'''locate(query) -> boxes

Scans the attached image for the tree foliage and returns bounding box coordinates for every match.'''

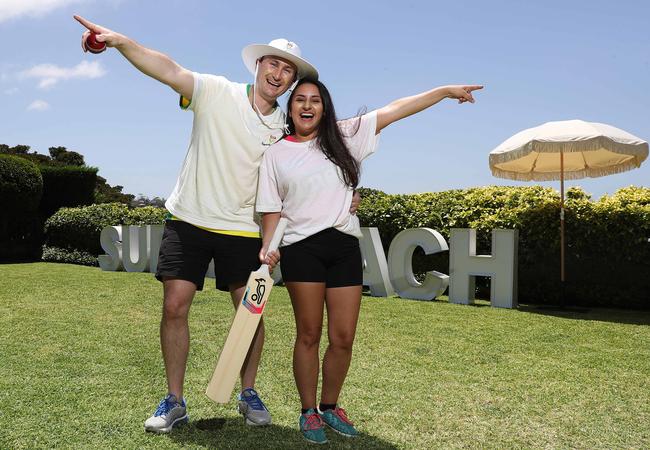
[1,143,135,205]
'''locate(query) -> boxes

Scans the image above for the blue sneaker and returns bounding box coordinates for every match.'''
[320,406,358,437]
[144,394,188,433]
[237,388,272,425]
[299,409,327,444]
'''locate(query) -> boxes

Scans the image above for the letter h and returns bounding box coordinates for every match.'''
[448,229,518,308]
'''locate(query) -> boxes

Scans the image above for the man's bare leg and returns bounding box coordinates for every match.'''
[161,277,196,400]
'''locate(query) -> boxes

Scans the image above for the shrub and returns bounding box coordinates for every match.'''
[0,154,43,211]
[43,203,167,265]
[0,155,43,260]
[39,165,98,218]
[41,246,98,266]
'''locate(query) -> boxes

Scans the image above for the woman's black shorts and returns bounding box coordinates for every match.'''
[280,228,362,287]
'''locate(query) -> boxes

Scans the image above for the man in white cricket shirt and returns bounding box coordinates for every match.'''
[74,15,318,433]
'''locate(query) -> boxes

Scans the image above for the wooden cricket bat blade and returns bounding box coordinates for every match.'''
[205,218,288,403]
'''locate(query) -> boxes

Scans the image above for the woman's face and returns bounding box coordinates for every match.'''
[289,82,324,140]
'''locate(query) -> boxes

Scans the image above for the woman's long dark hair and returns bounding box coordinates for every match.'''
[286,78,361,188]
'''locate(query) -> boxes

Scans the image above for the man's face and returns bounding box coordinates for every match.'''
[255,56,297,101]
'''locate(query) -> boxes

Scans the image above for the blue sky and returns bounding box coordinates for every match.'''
[1,0,648,200]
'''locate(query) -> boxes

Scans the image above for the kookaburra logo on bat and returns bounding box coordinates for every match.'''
[251,278,266,305]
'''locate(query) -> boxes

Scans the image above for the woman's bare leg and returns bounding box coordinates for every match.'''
[286,281,326,410]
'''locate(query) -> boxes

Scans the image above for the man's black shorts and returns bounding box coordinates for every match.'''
[280,228,362,287]
[155,220,262,292]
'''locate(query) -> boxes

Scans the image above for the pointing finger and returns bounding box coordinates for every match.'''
[74,15,99,33]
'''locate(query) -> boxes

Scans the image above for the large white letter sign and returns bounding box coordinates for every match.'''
[387,228,449,301]
[147,225,164,273]
[270,264,283,284]
[449,228,518,308]
[359,227,394,297]
[205,259,216,279]
[98,226,123,271]
[122,225,149,272]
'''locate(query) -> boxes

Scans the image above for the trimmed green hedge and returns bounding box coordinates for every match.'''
[41,246,98,267]
[41,186,649,308]
[357,185,650,309]
[43,203,167,265]
[39,165,98,218]
[0,155,43,260]
[0,154,43,211]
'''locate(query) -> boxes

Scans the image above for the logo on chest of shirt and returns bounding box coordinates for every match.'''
[262,135,281,146]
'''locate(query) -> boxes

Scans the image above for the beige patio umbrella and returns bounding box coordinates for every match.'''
[489,119,648,299]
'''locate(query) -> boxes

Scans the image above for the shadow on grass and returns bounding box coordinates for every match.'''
[519,304,650,325]
[168,417,398,449]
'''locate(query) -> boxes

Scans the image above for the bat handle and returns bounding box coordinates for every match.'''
[266,218,288,254]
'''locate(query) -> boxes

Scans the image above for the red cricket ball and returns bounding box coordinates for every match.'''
[84,32,106,54]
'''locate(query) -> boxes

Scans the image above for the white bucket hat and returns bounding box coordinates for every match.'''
[242,38,318,80]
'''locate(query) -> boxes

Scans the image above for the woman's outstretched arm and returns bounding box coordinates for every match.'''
[375,85,483,133]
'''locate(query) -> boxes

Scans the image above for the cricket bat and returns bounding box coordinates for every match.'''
[205,218,288,403]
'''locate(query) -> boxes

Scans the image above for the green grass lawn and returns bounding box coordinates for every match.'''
[1,263,649,449]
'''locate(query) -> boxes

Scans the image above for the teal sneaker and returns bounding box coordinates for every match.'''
[299,409,327,444]
[320,406,358,437]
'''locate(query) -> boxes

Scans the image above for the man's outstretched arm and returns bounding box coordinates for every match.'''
[74,15,194,100]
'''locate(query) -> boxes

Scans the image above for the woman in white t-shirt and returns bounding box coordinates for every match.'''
[256,78,482,443]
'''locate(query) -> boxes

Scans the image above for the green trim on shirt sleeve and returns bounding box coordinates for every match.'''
[179,95,191,110]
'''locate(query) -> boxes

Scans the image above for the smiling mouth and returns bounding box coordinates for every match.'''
[267,79,281,88]
[299,113,314,119]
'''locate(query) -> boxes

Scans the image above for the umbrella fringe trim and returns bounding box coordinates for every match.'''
[489,137,649,167]
[490,159,643,181]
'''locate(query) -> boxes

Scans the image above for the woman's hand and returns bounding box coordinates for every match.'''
[445,85,484,104]
[259,248,280,270]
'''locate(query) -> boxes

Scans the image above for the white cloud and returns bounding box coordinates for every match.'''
[27,100,51,111]
[4,88,19,95]
[20,61,107,89]
[0,0,90,23]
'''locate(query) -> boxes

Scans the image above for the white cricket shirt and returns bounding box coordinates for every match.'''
[256,111,379,246]
[165,73,286,232]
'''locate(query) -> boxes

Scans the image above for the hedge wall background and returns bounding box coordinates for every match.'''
[0,155,43,260]
[38,165,98,218]
[40,186,649,308]
[356,185,650,308]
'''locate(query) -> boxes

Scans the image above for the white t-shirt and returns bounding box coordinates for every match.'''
[165,73,286,232]
[256,111,380,246]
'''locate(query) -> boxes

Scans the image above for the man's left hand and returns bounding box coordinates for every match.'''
[350,191,362,214]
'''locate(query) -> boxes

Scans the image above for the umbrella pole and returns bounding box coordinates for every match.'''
[560,150,564,306]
